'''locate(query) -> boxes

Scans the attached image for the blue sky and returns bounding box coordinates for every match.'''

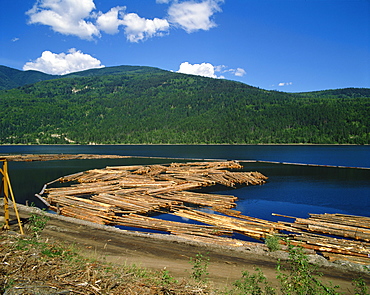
[1,0,369,92]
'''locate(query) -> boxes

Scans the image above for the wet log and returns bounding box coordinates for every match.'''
[47,195,114,213]
[172,232,265,248]
[309,213,370,230]
[322,253,370,265]
[60,207,113,225]
[113,214,232,236]
[273,213,370,241]
[285,239,369,258]
[154,191,237,208]
[290,233,369,255]
[173,209,278,240]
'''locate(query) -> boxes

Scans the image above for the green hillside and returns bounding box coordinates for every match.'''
[0,65,369,144]
[0,66,56,90]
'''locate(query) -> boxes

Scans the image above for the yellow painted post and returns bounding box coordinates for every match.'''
[0,159,24,234]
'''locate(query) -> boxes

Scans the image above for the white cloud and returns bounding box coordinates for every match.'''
[177,62,218,78]
[234,68,246,77]
[215,65,246,77]
[278,82,293,87]
[122,13,170,42]
[97,6,169,42]
[26,0,223,42]
[96,6,126,34]
[11,37,19,42]
[27,0,99,40]
[23,48,104,75]
[168,0,223,33]
[178,62,246,79]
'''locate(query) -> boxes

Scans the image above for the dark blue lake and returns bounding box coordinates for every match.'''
[1,145,369,220]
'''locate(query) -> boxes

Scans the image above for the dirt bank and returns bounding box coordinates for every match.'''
[3,204,370,292]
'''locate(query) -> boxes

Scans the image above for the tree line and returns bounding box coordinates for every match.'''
[0,67,369,144]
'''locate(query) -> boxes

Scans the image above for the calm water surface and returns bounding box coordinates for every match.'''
[1,145,369,220]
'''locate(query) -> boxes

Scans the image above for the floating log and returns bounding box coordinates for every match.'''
[309,213,370,230]
[2,154,129,162]
[155,191,237,209]
[113,214,233,237]
[273,213,370,242]
[173,208,278,240]
[41,160,267,228]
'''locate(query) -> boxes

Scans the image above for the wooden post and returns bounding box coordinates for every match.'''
[0,159,24,234]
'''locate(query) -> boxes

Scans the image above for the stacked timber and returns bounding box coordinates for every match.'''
[48,195,116,225]
[91,193,180,214]
[273,213,370,265]
[43,161,268,216]
[173,208,281,240]
[113,214,232,237]
[39,160,370,266]
[276,213,370,242]
[153,191,238,209]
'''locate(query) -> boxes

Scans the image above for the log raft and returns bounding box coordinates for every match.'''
[2,154,130,162]
[39,160,370,265]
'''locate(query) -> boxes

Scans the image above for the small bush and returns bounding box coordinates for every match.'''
[28,212,49,238]
[265,234,281,252]
[189,252,210,283]
[276,242,340,295]
[232,268,275,295]
[352,277,369,295]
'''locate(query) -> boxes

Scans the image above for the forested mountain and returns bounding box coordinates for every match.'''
[0,66,56,90]
[0,65,369,144]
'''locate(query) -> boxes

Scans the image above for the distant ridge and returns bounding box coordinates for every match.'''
[298,87,370,98]
[0,65,369,144]
[0,66,56,90]
[0,65,167,90]
[64,65,166,78]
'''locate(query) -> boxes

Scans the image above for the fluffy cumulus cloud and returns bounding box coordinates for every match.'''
[26,0,223,41]
[121,13,170,42]
[177,62,218,78]
[23,48,104,75]
[234,68,246,77]
[96,6,169,42]
[27,0,100,40]
[96,6,126,35]
[168,0,223,33]
[177,62,246,79]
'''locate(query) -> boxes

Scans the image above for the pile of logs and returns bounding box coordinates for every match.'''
[274,213,370,265]
[39,160,370,265]
[43,161,267,217]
